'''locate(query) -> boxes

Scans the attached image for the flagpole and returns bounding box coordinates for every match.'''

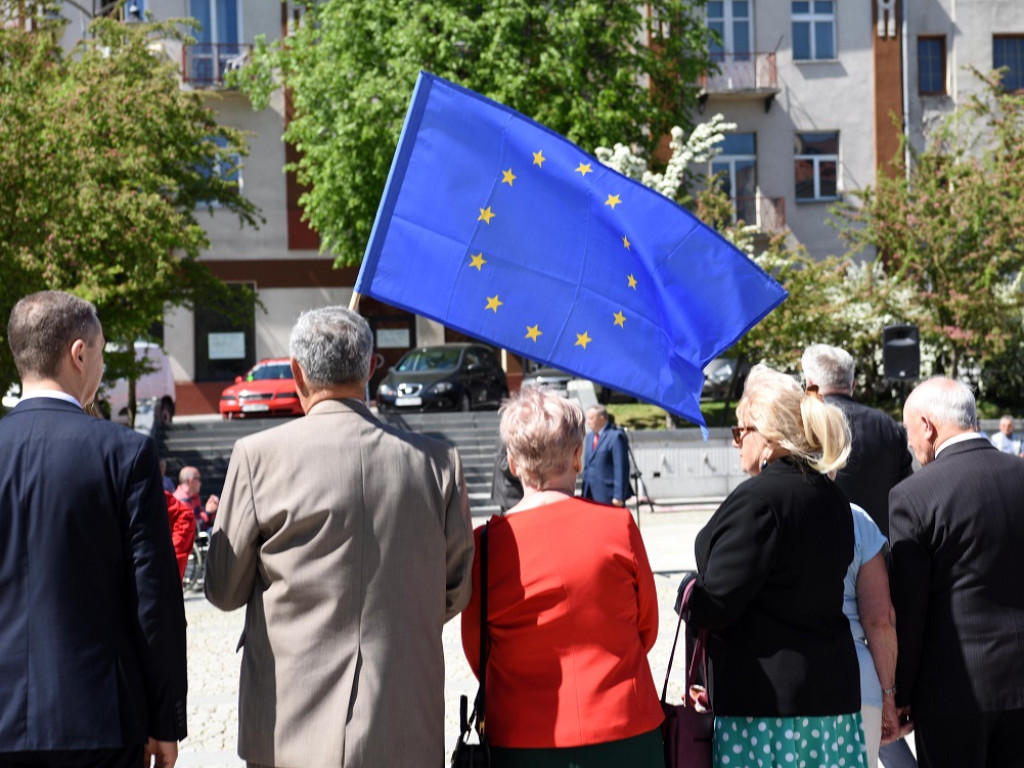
[349,291,362,312]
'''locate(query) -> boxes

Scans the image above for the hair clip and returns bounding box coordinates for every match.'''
[805,384,823,401]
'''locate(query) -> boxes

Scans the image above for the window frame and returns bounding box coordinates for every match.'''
[791,0,836,62]
[793,131,839,203]
[711,133,758,225]
[707,0,753,61]
[917,35,947,95]
[993,35,1024,93]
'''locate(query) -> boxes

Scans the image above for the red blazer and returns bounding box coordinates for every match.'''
[461,498,663,748]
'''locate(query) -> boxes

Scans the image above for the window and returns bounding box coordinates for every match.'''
[711,133,757,224]
[198,136,242,205]
[707,0,752,61]
[792,0,835,61]
[993,36,1024,92]
[186,0,242,84]
[794,132,838,201]
[918,37,946,94]
[194,283,254,382]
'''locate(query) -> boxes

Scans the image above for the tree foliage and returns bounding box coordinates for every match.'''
[0,5,262,407]
[236,0,712,266]
[836,71,1024,393]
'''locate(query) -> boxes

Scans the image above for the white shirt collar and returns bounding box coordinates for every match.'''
[935,430,988,457]
[19,389,83,409]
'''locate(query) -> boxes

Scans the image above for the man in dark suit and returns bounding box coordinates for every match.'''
[581,404,631,505]
[889,376,1024,768]
[0,291,187,767]
[802,343,913,537]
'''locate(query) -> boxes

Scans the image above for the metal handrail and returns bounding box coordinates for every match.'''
[182,43,253,86]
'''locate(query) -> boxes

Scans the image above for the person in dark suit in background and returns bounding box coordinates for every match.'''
[890,376,1024,768]
[801,343,913,538]
[489,434,524,513]
[0,291,187,768]
[802,344,917,768]
[581,404,631,505]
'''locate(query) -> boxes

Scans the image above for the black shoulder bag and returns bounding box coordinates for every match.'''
[451,522,490,767]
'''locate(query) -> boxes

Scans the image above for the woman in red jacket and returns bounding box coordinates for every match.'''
[462,387,664,767]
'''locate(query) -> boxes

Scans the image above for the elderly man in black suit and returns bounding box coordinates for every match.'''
[890,376,1024,768]
[0,291,187,767]
[801,344,913,537]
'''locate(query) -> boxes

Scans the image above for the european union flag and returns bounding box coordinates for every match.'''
[355,72,787,431]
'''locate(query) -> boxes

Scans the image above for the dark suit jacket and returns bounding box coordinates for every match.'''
[581,426,631,503]
[826,394,913,538]
[889,437,1024,718]
[0,397,187,752]
[687,458,860,717]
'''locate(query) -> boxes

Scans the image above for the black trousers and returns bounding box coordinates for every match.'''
[916,708,1024,768]
[0,747,143,768]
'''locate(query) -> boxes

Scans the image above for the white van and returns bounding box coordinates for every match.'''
[100,342,176,425]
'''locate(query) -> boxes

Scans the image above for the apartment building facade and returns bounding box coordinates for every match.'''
[56,0,1024,414]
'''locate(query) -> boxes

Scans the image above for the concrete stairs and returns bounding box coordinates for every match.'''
[157,410,502,517]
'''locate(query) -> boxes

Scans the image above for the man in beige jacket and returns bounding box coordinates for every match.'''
[205,306,475,767]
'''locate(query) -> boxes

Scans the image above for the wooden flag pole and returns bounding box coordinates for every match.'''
[349,291,362,312]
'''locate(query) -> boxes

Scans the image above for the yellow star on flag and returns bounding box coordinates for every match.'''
[627,274,637,290]
[501,168,516,187]
[469,253,486,270]
[613,311,626,327]
[486,295,503,312]
[532,150,546,167]
[575,331,592,350]
[622,235,630,250]
[575,162,593,176]
[478,206,495,224]
[525,324,542,342]
[604,193,621,209]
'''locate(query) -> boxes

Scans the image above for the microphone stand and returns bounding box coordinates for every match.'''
[621,427,655,530]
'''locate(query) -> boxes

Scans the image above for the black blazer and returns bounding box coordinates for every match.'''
[889,437,1024,718]
[826,394,913,538]
[687,458,860,717]
[0,398,187,751]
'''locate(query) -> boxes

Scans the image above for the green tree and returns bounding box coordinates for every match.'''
[236,0,712,266]
[836,70,1024,389]
[0,5,262,419]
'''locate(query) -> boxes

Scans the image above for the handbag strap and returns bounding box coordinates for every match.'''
[476,522,489,733]
[661,579,708,704]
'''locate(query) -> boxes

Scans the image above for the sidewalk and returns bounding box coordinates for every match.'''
[176,503,716,767]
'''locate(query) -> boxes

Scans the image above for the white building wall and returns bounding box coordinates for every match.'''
[907,0,1024,153]
[254,287,354,361]
[701,0,878,259]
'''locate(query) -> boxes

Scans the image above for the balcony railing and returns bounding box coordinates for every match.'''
[700,52,779,95]
[733,195,786,233]
[182,43,252,87]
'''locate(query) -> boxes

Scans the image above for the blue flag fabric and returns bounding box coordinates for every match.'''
[355,72,787,431]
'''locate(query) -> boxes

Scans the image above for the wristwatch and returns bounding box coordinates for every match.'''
[882,685,898,697]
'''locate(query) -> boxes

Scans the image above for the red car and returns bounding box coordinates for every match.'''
[219,358,303,419]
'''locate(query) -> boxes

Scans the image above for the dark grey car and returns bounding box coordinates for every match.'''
[376,343,508,412]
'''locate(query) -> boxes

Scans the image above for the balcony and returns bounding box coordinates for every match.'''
[182,43,252,88]
[732,195,786,233]
[699,52,780,113]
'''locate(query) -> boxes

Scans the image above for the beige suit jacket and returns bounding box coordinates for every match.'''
[205,399,474,767]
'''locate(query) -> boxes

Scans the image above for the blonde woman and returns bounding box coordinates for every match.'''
[679,364,867,768]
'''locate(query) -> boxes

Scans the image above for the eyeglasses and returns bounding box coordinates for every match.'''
[731,425,758,445]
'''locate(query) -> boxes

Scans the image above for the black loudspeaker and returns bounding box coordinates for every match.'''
[883,324,920,381]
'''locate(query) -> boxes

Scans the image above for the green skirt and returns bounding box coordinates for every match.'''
[490,727,664,768]
[714,713,867,768]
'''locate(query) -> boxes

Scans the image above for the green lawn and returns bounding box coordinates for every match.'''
[608,400,736,431]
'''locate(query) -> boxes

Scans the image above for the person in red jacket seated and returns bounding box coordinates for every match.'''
[164,490,195,581]
[461,387,664,767]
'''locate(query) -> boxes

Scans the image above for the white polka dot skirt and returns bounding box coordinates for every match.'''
[713,713,867,768]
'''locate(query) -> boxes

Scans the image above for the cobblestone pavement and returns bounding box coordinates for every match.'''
[176,505,714,767]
